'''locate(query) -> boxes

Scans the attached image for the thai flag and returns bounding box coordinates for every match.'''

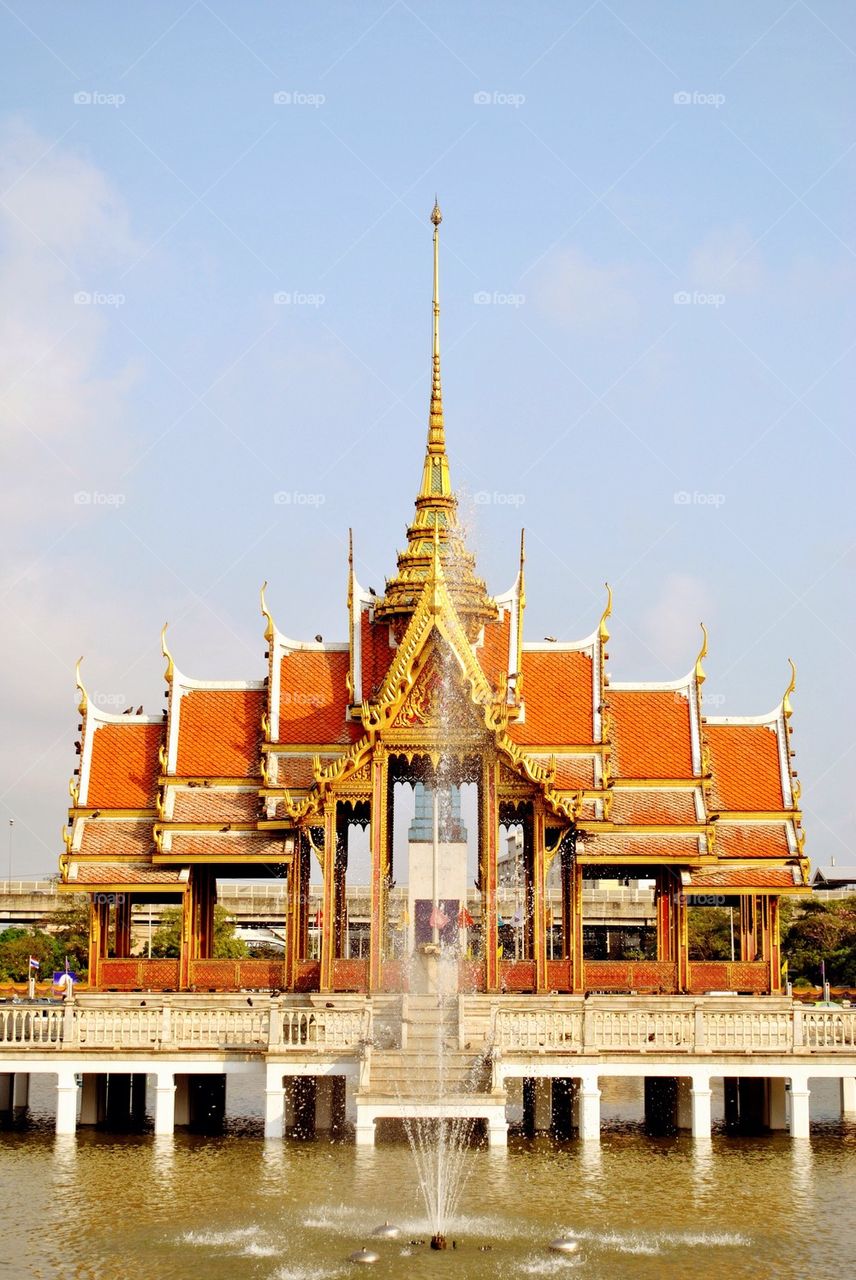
[28,956,40,970]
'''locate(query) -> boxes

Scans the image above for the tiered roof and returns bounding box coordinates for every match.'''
[62,208,807,900]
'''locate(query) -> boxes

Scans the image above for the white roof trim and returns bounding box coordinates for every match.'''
[705,707,781,726]
[609,670,692,693]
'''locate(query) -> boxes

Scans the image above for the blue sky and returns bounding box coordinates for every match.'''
[0,1,853,874]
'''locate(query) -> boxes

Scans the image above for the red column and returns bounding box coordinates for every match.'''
[481,758,500,993]
[368,748,388,992]
[179,874,197,989]
[88,897,108,987]
[114,894,132,958]
[655,870,675,962]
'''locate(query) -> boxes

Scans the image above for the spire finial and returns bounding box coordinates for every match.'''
[428,199,444,449]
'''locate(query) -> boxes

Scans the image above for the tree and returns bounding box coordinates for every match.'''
[781,896,856,986]
[47,900,90,978]
[151,905,248,959]
[0,927,59,982]
[687,906,733,960]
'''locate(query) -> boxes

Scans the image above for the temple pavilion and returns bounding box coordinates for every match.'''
[61,205,808,996]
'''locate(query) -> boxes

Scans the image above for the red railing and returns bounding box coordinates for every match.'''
[332,958,369,991]
[500,961,537,992]
[688,961,770,994]
[583,960,678,993]
[99,958,180,990]
[189,959,285,990]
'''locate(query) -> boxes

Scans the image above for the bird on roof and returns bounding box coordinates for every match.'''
[315,634,323,642]
[544,636,557,643]
[136,705,143,715]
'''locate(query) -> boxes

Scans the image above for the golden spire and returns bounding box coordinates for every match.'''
[374,202,496,634]
[695,622,708,686]
[783,657,796,719]
[418,198,451,505]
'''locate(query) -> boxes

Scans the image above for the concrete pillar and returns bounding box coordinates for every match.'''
[354,1111,375,1146]
[534,1078,552,1133]
[264,1070,285,1140]
[487,1110,509,1147]
[789,1076,810,1138]
[174,1074,190,1126]
[677,1078,693,1131]
[578,1077,601,1141]
[55,1069,79,1135]
[154,1072,176,1136]
[840,1077,856,1119]
[12,1072,29,1121]
[79,1074,106,1126]
[315,1076,333,1130]
[691,1080,712,1139]
[768,1077,788,1130]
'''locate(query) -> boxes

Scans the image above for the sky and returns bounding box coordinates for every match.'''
[0,1,853,877]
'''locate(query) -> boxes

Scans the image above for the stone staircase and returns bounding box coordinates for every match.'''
[359,995,492,1103]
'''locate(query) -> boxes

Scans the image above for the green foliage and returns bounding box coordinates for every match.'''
[781,896,856,986]
[687,906,734,960]
[0,927,60,982]
[47,900,91,977]
[151,904,247,959]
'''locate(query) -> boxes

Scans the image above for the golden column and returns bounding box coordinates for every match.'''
[368,745,389,991]
[319,799,338,992]
[481,757,500,992]
[532,799,549,992]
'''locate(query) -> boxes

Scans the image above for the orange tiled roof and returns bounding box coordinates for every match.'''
[277,755,317,788]
[176,688,263,778]
[689,866,799,890]
[478,611,511,689]
[168,832,292,859]
[79,819,153,858]
[510,650,594,746]
[279,650,360,745]
[72,862,185,886]
[716,823,791,859]
[610,790,699,825]
[87,721,164,808]
[579,832,701,859]
[608,689,694,779]
[170,789,259,823]
[360,613,395,699]
[706,722,785,811]
[532,755,596,790]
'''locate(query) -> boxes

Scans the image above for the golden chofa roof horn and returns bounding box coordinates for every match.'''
[695,622,709,686]
[783,657,797,718]
[260,580,275,645]
[598,582,613,644]
[160,622,174,684]
[74,656,87,715]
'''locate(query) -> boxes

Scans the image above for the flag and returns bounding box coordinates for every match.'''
[781,959,788,979]
[28,956,40,970]
[429,906,449,930]
[457,907,474,928]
